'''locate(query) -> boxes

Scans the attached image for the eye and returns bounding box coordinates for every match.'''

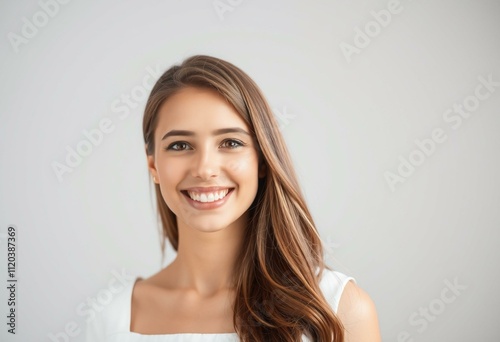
[221,139,244,149]
[166,141,192,151]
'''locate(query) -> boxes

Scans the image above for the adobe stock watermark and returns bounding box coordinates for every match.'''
[6,0,72,53]
[274,106,297,131]
[51,63,163,183]
[339,0,408,63]
[397,277,467,341]
[323,235,341,264]
[213,0,244,21]
[47,268,135,342]
[385,74,499,192]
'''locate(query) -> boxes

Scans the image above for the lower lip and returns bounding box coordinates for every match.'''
[182,189,234,210]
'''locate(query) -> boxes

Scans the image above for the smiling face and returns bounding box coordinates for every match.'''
[147,86,266,234]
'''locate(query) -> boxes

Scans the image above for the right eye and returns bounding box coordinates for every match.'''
[166,142,192,151]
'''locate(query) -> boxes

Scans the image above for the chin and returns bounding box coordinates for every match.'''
[198,226,226,233]
[185,218,233,232]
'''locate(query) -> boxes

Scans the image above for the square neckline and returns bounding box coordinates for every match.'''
[127,277,239,337]
[123,267,347,339]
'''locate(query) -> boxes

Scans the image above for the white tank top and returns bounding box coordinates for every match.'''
[84,268,354,342]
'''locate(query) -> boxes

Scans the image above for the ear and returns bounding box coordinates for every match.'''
[146,144,159,184]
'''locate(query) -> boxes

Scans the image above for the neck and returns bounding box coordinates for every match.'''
[169,213,248,297]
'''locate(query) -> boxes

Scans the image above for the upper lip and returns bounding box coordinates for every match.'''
[182,186,234,193]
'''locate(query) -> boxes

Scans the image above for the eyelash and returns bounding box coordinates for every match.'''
[165,139,245,151]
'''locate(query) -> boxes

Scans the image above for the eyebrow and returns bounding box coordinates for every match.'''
[161,127,251,141]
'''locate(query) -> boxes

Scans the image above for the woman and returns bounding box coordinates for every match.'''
[85,55,381,341]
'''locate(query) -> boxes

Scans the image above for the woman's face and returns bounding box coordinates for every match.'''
[147,86,265,233]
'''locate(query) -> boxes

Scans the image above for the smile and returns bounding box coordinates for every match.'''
[181,188,235,210]
[187,189,231,203]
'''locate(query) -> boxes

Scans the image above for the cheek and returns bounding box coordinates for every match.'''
[227,154,259,175]
[158,159,183,188]
[156,160,183,213]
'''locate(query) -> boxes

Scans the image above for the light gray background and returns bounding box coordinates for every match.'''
[1,0,499,341]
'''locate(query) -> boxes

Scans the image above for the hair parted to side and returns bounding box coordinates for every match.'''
[142,55,344,341]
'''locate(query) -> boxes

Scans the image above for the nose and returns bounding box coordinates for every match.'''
[191,145,220,180]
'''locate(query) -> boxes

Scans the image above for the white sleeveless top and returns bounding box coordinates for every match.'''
[84,269,354,342]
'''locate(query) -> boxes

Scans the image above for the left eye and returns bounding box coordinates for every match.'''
[167,142,191,151]
[221,139,244,149]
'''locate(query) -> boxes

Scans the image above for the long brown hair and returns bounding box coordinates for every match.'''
[142,55,344,341]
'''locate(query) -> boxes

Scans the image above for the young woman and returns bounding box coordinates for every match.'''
[85,55,381,341]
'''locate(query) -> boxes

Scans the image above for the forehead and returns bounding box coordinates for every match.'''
[155,87,250,136]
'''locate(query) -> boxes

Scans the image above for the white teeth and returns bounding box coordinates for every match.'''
[187,189,230,203]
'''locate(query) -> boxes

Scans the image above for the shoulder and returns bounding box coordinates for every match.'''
[131,269,174,304]
[130,277,159,318]
[337,279,382,342]
[317,268,355,313]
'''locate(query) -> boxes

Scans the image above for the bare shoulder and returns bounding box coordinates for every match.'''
[131,272,167,313]
[337,280,382,342]
[131,272,165,302]
[130,273,171,331]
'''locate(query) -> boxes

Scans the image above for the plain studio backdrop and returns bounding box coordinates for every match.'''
[1,0,499,341]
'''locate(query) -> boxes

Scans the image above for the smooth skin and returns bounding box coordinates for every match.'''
[338,280,382,341]
[139,86,381,340]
